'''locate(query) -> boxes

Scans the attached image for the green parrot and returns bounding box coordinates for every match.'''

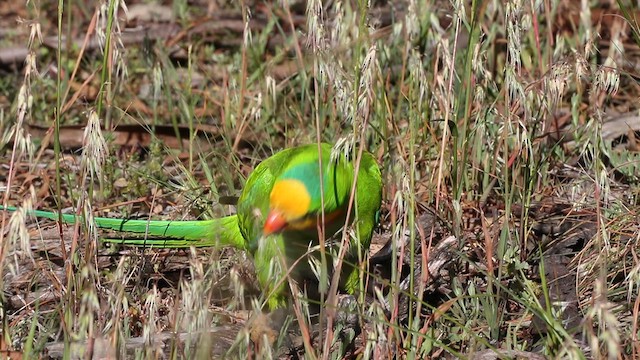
[3,143,382,310]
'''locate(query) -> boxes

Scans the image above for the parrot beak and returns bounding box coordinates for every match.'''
[263,210,288,235]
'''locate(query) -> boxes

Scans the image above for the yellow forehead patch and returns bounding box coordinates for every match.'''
[270,179,310,220]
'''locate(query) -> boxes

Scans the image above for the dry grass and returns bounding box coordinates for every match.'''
[1,0,640,358]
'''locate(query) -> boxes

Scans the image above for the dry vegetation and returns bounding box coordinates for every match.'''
[1,0,640,358]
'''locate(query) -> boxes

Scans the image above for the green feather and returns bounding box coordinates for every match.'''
[1,207,244,249]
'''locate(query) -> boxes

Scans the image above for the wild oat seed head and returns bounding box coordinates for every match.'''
[356,44,377,119]
[96,4,108,50]
[82,110,108,178]
[243,8,253,46]
[363,297,389,358]
[114,47,129,84]
[265,75,276,106]
[506,22,522,70]
[408,50,428,113]
[308,253,326,287]
[329,0,345,47]
[392,175,408,222]
[179,256,211,333]
[506,0,523,70]
[361,45,376,76]
[142,286,159,343]
[95,1,129,85]
[331,136,355,163]
[544,62,571,108]
[525,85,544,114]
[324,62,351,119]
[230,268,246,310]
[405,0,420,41]
[24,52,38,80]
[82,200,100,243]
[27,22,42,49]
[15,84,29,122]
[597,167,611,209]
[306,0,326,52]
[586,278,621,360]
[580,0,592,47]
[574,52,590,80]
[117,0,129,18]
[437,38,453,84]
[474,85,485,105]
[249,93,262,123]
[152,64,163,101]
[505,67,524,103]
[19,127,34,164]
[9,198,35,271]
[625,262,640,304]
[505,0,523,19]
[594,67,620,97]
[472,42,490,80]
[552,34,568,60]
[78,267,100,327]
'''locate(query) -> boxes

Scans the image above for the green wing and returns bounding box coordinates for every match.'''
[354,150,383,249]
[342,150,383,292]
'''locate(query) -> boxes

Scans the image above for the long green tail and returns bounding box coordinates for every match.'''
[1,206,246,250]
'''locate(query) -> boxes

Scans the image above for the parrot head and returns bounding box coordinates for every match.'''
[263,178,311,235]
[263,158,347,236]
